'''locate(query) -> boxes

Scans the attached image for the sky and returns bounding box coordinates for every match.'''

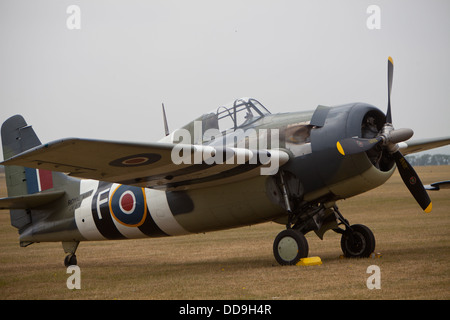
[1,0,450,160]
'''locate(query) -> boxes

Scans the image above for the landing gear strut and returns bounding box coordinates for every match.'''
[273,172,309,265]
[273,203,376,265]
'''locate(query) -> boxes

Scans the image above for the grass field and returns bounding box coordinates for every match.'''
[0,166,449,300]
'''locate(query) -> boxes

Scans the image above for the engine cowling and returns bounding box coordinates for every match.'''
[283,103,396,202]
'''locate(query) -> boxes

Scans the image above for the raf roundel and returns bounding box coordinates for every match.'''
[122,157,149,166]
[109,153,161,167]
[109,185,147,227]
[119,191,136,213]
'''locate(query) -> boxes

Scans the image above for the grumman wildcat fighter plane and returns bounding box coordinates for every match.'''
[1,57,450,266]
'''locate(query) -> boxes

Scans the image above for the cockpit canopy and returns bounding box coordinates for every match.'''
[204,98,271,133]
[174,98,271,145]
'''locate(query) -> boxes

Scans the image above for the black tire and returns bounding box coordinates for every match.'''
[273,229,309,266]
[64,254,77,267]
[340,224,375,258]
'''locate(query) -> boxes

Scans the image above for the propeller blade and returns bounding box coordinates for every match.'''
[336,137,382,156]
[386,56,394,124]
[392,151,432,213]
[388,128,414,144]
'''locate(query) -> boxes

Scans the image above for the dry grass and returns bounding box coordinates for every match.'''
[0,166,449,300]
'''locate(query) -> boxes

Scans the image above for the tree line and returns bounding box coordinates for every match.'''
[405,154,450,166]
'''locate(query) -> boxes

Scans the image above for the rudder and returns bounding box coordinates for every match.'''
[1,115,62,232]
[1,115,46,197]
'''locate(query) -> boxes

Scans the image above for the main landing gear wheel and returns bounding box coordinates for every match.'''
[340,224,375,258]
[273,229,309,266]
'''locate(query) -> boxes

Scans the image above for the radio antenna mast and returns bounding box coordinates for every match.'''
[162,103,170,136]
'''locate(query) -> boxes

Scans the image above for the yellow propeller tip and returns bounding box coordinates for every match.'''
[424,202,432,213]
[336,142,345,156]
[388,56,394,64]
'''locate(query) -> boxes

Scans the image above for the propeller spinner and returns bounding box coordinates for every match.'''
[336,57,432,213]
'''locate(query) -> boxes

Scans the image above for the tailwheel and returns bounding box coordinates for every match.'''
[273,229,309,265]
[62,241,79,267]
[340,224,375,258]
[64,254,77,267]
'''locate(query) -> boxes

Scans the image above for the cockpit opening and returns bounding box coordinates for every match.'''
[201,98,271,133]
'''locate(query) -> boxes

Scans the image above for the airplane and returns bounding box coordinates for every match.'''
[1,57,450,267]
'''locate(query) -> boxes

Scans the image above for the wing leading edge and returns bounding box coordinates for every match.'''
[1,138,289,191]
[399,136,450,155]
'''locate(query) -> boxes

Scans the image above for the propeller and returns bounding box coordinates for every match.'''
[336,57,432,213]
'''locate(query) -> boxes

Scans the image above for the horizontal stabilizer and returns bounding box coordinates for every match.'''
[424,180,450,191]
[0,190,65,210]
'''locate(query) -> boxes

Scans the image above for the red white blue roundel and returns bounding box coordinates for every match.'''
[109,185,147,227]
[109,153,161,167]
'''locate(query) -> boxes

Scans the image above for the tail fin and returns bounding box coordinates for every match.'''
[1,115,53,197]
[1,115,67,231]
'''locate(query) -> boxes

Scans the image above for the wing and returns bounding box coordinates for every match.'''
[1,138,289,190]
[399,136,450,155]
